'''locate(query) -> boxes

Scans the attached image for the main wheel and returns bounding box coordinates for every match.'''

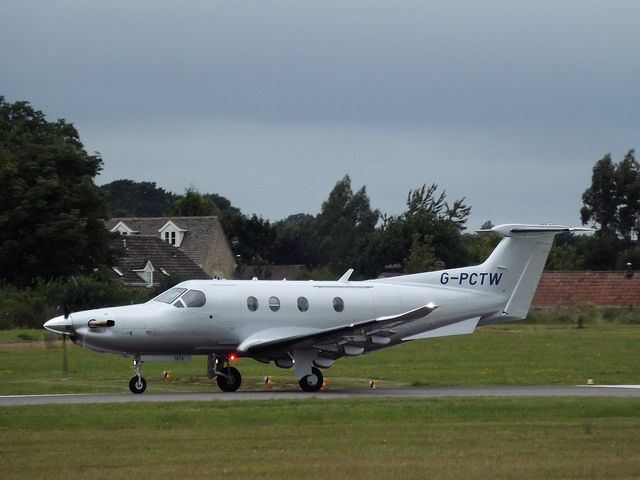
[298,366,323,392]
[129,375,147,394]
[216,366,242,392]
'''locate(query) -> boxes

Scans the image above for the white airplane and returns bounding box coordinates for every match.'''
[44,224,579,394]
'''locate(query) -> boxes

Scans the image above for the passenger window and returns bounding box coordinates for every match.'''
[181,290,206,308]
[247,296,259,312]
[297,296,309,312]
[269,296,280,312]
[333,297,344,312]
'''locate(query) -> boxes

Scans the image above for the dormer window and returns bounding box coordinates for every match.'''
[133,260,155,287]
[158,220,187,248]
[110,221,138,235]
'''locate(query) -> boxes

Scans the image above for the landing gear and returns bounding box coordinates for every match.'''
[208,354,242,392]
[216,366,242,392]
[298,366,323,392]
[129,375,147,394]
[129,355,146,394]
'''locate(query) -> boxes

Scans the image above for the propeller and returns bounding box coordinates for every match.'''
[46,276,80,378]
[60,276,80,378]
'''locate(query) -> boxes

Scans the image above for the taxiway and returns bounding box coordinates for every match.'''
[2,385,640,406]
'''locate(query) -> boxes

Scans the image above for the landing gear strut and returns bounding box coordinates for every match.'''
[207,354,242,392]
[129,355,146,394]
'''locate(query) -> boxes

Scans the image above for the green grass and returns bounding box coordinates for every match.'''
[2,398,640,479]
[1,323,640,395]
[3,325,640,479]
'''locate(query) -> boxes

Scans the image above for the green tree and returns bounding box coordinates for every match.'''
[369,183,471,275]
[101,179,176,217]
[580,149,640,269]
[613,150,640,241]
[404,234,436,273]
[581,150,640,240]
[171,186,218,216]
[271,214,315,265]
[0,97,112,286]
[221,213,277,272]
[581,153,617,236]
[312,175,380,274]
[545,233,586,270]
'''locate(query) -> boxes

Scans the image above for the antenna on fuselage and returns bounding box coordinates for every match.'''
[338,269,354,283]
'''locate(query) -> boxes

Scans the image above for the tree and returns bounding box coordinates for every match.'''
[579,149,640,269]
[581,150,640,240]
[0,97,112,286]
[271,214,315,265]
[369,183,471,275]
[312,175,380,274]
[171,186,218,216]
[403,234,436,273]
[226,213,276,265]
[101,179,175,217]
[613,150,640,241]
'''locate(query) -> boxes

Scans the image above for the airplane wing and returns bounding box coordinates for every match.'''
[237,304,437,362]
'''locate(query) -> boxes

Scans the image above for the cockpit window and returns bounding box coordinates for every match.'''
[153,288,206,308]
[181,290,206,308]
[153,288,187,304]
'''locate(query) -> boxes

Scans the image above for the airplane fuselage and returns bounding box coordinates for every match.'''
[60,277,505,356]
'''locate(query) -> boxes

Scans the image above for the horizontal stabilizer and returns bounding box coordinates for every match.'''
[481,224,593,237]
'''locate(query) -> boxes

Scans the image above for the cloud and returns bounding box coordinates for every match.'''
[2,0,639,229]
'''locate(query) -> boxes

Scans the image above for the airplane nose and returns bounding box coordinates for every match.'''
[44,315,74,335]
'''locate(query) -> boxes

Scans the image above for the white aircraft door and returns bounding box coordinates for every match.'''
[208,284,243,346]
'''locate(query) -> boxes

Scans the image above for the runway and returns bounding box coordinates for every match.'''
[2,385,640,406]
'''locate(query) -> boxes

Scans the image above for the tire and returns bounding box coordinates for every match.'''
[129,376,147,394]
[298,366,323,392]
[216,366,242,392]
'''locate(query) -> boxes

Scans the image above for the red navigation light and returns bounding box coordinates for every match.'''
[227,353,237,362]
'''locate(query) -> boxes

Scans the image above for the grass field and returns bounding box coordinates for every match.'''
[2,323,640,479]
[1,323,639,395]
[2,398,640,479]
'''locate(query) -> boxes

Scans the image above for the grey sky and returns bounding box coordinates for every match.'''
[3,1,639,229]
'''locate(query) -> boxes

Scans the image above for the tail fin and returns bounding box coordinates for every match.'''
[373,223,589,322]
[480,224,579,320]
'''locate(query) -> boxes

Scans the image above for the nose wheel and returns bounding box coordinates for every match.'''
[129,375,147,394]
[129,355,147,394]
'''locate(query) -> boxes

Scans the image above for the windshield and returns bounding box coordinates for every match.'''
[153,287,187,304]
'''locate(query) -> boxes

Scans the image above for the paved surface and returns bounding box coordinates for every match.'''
[1,385,640,406]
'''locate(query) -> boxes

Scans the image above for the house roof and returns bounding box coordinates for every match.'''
[111,235,210,286]
[105,216,225,267]
[532,271,640,306]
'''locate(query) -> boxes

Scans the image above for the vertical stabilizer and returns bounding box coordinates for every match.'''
[480,225,573,320]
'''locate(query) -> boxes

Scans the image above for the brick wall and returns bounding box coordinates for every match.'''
[532,271,640,306]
